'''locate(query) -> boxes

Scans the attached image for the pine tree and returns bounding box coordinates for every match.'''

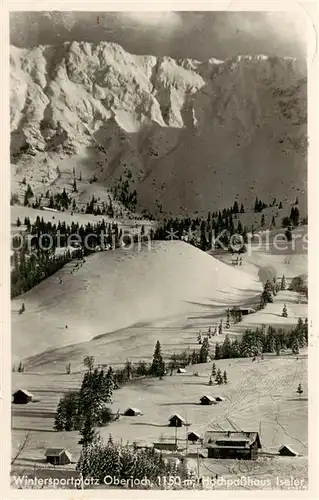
[240,203,245,213]
[262,281,274,304]
[197,331,202,344]
[214,343,222,360]
[223,370,228,384]
[54,392,81,431]
[211,362,216,377]
[272,276,277,295]
[282,304,288,318]
[125,360,133,380]
[297,383,303,396]
[254,197,259,213]
[231,338,241,358]
[280,275,286,290]
[233,201,239,214]
[66,363,71,374]
[150,340,165,377]
[199,337,210,363]
[222,335,232,359]
[16,217,21,227]
[218,319,223,336]
[261,214,265,227]
[291,337,299,354]
[303,318,308,345]
[78,414,98,447]
[54,400,66,431]
[105,367,115,401]
[215,368,223,385]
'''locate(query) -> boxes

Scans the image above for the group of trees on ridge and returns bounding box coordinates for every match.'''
[11,217,125,298]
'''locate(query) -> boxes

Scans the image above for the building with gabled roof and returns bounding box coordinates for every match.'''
[200,395,216,405]
[123,407,142,416]
[204,431,261,460]
[278,445,298,456]
[45,448,72,465]
[12,389,34,404]
[215,396,225,402]
[188,431,201,443]
[168,414,186,427]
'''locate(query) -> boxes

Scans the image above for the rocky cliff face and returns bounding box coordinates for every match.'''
[10,41,307,216]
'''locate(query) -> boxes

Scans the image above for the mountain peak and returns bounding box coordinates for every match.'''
[10,40,306,216]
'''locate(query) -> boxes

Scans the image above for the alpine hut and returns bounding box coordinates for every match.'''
[45,448,72,465]
[278,445,298,457]
[12,389,34,404]
[200,395,216,405]
[215,396,225,402]
[204,431,262,460]
[123,407,142,416]
[188,431,201,443]
[168,414,186,427]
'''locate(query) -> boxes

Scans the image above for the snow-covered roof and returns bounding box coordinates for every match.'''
[124,407,141,414]
[45,448,72,458]
[278,445,298,455]
[169,414,186,423]
[200,395,216,402]
[13,389,34,397]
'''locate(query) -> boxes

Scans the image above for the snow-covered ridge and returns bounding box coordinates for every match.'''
[10,40,307,216]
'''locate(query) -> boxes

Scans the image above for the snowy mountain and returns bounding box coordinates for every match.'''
[10,41,307,216]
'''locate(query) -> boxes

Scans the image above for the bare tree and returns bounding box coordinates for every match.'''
[83,355,95,372]
[11,431,31,466]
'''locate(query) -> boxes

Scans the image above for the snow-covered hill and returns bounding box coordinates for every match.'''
[10,41,307,216]
[11,240,262,361]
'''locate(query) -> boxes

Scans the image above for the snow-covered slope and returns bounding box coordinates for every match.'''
[10,41,307,216]
[12,240,261,361]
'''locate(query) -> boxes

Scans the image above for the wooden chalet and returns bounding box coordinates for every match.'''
[123,407,142,416]
[12,389,34,404]
[200,395,216,405]
[168,414,186,427]
[214,396,225,402]
[45,448,72,465]
[188,431,201,443]
[278,445,298,457]
[204,431,262,460]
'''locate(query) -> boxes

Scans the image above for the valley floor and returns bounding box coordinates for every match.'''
[12,350,308,489]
